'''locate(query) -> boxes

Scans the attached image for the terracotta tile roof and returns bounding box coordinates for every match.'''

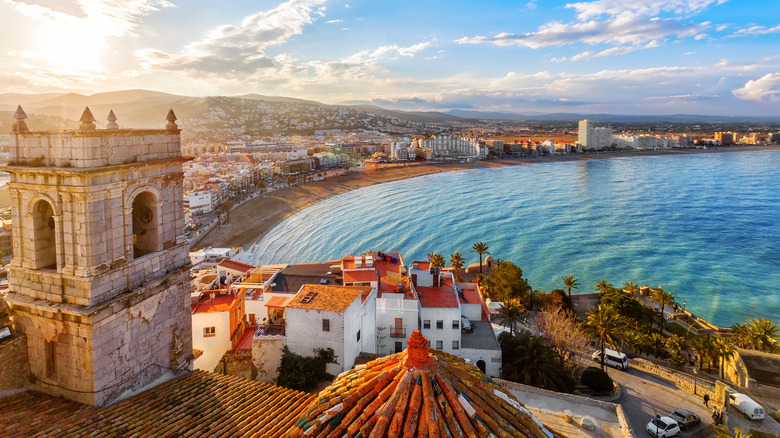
[285,330,560,438]
[417,284,460,308]
[286,284,373,313]
[0,370,315,438]
[217,259,255,275]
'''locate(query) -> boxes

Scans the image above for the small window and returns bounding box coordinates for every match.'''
[322,319,330,332]
[423,320,430,329]
[452,340,459,350]
[452,320,459,330]
[203,327,216,337]
[435,340,443,350]
[436,320,443,329]
[357,330,361,342]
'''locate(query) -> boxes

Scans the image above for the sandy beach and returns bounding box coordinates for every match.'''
[192,145,780,250]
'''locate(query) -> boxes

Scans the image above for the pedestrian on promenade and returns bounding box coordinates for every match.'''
[704,393,710,407]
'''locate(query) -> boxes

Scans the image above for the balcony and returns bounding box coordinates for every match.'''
[254,323,285,336]
[389,327,406,338]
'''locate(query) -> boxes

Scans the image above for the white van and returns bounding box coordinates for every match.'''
[729,393,765,420]
[591,348,629,370]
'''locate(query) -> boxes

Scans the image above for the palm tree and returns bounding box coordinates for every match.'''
[649,287,677,335]
[561,275,579,298]
[449,252,465,282]
[593,280,613,296]
[714,337,736,379]
[581,305,629,370]
[496,300,525,335]
[427,253,445,269]
[731,322,760,350]
[471,241,490,274]
[747,318,780,352]
[622,281,640,296]
[666,334,687,354]
[714,426,751,438]
[498,330,573,392]
[254,178,267,194]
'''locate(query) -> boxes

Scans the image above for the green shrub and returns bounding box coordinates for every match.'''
[276,347,336,392]
[581,366,613,394]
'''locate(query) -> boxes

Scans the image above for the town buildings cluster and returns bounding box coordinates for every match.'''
[188,248,502,379]
[578,119,779,150]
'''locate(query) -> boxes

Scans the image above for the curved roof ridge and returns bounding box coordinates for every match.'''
[285,330,560,438]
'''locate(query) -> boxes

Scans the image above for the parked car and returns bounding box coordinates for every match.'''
[729,393,766,420]
[591,348,629,370]
[669,409,701,430]
[646,416,680,438]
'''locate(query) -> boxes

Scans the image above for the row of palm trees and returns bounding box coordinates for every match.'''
[425,241,491,281]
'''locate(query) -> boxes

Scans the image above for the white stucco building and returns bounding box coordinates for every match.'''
[578,119,614,150]
[285,284,377,375]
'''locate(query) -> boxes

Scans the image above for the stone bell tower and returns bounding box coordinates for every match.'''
[3,106,193,405]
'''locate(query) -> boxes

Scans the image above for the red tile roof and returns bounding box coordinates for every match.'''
[284,330,559,438]
[191,294,236,313]
[265,295,293,308]
[217,259,255,275]
[416,284,459,308]
[234,326,256,352]
[343,269,378,284]
[0,370,315,437]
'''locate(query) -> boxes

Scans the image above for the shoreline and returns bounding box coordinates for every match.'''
[192,145,780,250]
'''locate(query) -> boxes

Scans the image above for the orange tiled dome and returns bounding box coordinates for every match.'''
[286,330,558,438]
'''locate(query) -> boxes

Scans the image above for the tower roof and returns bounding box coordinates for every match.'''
[80,107,96,123]
[107,109,117,121]
[286,330,557,438]
[13,105,27,119]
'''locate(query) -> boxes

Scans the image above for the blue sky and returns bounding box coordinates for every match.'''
[1,0,779,115]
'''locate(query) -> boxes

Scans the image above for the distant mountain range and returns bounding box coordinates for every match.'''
[1,90,778,137]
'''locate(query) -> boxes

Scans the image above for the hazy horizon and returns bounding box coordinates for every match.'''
[1,0,779,116]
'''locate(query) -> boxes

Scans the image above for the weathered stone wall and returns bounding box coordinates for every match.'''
[10,264,192,406]
[220,350,255,380]
[7,130,181,168]
[0,334,31,395]
[252,335,286,384]
[724,349,750,388]
[90,269,193,406]
[499,379,634,438]
[631,358,717,401]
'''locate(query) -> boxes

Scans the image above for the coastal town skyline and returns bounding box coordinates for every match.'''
[1,0,779,116]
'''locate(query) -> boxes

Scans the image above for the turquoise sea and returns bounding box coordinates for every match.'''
[251,150,780,327]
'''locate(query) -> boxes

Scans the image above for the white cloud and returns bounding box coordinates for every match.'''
[733,73,780,101]
[728,25,780,37]
[136,0,327,75]
[565,0,726,20]
[4,0,173,37]
[553,40,659,61]
[456,14,706,49]
[326,19,342,23]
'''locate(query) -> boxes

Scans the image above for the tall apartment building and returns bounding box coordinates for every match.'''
[578,119,614,150]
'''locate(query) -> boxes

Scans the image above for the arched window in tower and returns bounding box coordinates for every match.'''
[131,192,159,258]
[31,199,57,270]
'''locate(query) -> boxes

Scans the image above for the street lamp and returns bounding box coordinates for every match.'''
[683,301,686,311]
[693,368,698,396]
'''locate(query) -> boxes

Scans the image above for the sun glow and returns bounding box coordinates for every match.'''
[32,21,106,73]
